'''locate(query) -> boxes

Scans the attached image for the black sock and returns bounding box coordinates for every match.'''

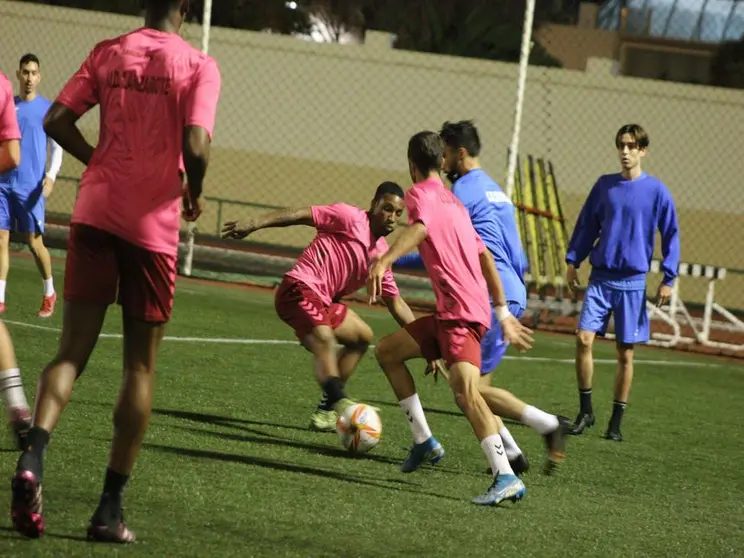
[18,426,50,481]
[321,377,346,409]
[317,392,332,412]
[609,400,626,431]
[579,389,593,415]
[102,468,129,500]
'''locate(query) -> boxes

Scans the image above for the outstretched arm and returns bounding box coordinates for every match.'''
[222,207,314,239]
[367,223,427,303]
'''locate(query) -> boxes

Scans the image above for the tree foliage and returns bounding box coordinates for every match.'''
[24,0,564,67]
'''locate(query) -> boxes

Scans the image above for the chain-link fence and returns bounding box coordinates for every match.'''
[1,0,742,351]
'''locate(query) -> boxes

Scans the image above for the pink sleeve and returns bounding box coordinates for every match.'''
[404,189,431,227]
[381,269,399,298]
[311,203,353,233]
[56,49,99,116]
[0,76,20,142]
[185,57,221,138]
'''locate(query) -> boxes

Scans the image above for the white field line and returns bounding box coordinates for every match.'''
[3,319,720,368]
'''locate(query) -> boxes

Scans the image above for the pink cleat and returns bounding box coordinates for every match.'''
[10,469,45,539]
[37,293,56,319]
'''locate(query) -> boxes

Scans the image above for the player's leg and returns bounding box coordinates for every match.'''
[86,238,176,544]
[310,306,373,431]
[274,279,360,414]
[15,188,55,317]
[448,359,526,505]
[0,321,31,449]
[570,281,613,435]
[604,288,648,441]
[12,225,116,539]
[478,302,528,475]
[374,318,443,472]
[0,185,13,312]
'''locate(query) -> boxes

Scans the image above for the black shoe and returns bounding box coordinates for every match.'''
[604,427,623,442]
[568,412,595,436]
[484,453,530,477]
[543,416,571,475]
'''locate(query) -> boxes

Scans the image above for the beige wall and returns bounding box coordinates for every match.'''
[1,2,742,306]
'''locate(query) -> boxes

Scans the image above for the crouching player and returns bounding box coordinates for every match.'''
[222,182,424,431]
[369,131,569,506]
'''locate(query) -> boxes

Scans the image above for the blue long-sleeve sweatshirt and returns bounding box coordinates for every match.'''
[565,172,681,286]
[395,169,528,309]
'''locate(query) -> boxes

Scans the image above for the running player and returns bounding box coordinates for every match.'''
[369,131,569,506]
[221,182,424,431]
[0,70,32,449]
[395,120,531,475]
[565,124,680,441]
[11,0,221,542]
[0,54,63,317]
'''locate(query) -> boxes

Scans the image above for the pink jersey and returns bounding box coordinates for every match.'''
[286,203,399,306]
[0,73,21,142]
[405,177,491,328]
[56,28,222,255]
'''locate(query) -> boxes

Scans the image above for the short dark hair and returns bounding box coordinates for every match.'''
[143,0,184,11]
[407,131,443,176]
[439,120,481,157]
[373,181,404,202]
[615,124,649,149]
[19,53,40,68]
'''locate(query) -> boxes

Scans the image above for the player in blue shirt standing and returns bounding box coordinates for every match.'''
[565,124,680,441]
[396,121,569,476]
[0,54,63,318]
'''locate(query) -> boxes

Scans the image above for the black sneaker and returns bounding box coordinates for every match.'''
[483,453,530,477]
[604,426,623,442]
[87,494,136,544]
[543,416,571,475]
[568,412,595,436]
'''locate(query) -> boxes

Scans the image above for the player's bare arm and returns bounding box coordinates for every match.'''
[0,139,20,174]
[382,295,416,327]
[479,250,534,351]
[182,126,211,221]
[368,222,427,303]
[222,206,315,240]
[43,103,94,166]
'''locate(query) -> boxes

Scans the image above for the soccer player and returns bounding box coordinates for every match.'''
[0,71,32,449]
[11,0,221,543]
[0,54,63,317]
[369,131,569,506]
[221,182,423,431]
[565,124,680,441]
[395,120,531,475]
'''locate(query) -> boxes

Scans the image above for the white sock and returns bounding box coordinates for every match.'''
[0,368,29,411]
[499,425,522,460]
[399,393,433,444]
[43,277,54,297]
[481,434,515,477]
[521,405,560,435]
[0,280,6,303]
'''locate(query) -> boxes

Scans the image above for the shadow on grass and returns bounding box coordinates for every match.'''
[145,443,465,503]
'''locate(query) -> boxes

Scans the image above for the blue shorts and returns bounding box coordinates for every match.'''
[578,280,649,344]
[0,182,45,234]
[480,301,525,374]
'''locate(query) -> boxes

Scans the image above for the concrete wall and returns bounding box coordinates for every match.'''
[1,2,742,306]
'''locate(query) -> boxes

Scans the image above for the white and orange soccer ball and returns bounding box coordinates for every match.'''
[335,403,382,455]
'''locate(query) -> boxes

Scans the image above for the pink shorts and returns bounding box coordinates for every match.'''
[405,315,487,369]
[64,224,177,323]
[274,277,348,338]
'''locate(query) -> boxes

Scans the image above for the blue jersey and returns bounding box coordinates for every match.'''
[0,95,52,190]
[396,168,528,309]
[565,172,681,286]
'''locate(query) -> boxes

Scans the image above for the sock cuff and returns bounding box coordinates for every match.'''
[579,388,592,394]
[613,400,627,408]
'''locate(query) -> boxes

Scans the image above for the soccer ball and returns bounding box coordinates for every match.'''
[336,403,382,455]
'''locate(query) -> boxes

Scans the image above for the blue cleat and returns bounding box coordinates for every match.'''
[472,474,527,506]
[401,436,445,473]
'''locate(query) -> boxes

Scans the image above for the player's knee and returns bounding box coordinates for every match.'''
[616,344,633,365]
[450,369,479,412]
[374,335,397,367]
[26,233,44,253]
[359,324,374,346]
[310,327,336,352]
[576,330,594,350]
